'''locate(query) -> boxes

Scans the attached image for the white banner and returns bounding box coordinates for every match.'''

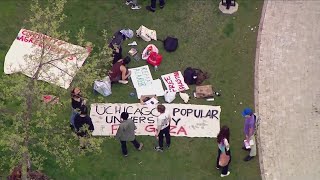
[4,29,90,89]
[161,71,189,92]
[90,103,221,138]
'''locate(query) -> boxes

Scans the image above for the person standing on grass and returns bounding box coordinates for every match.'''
[216,125,231,177]
[154,104,171,152]
[125,0,141,10]
[146,0,165,12]
[242,107,257,161]
[74,106,94,149]
[70,87,86,130]
[115,112,143,157]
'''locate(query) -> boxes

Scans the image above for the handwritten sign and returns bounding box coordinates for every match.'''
[129,65,153,88]
[90,103,221,138]
[161,71,189,92]
[4,29,89,89]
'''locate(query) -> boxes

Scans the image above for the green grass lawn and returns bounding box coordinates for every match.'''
[0,0,263,179]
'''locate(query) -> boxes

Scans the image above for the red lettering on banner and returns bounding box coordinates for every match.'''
[170,125,177,134]
[177,126,187,135]
[17,36,24,41]
[170,126,188,135]
[144,125,188,135]
[15,29,86,61]
[111,124,120,135]
[145,125,156,132]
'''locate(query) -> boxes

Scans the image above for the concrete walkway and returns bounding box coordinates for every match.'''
[255,1,320,180]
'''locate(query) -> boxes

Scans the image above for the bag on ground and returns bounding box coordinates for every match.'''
[163,36,178,52]
[147,52,163,67]
[195,85,213,98]
[136,25,157,42]
[93,76,112,96]
[183,67,209,85]
[164,90,176,103]
[142,44,159,60]
[183,67,197,85]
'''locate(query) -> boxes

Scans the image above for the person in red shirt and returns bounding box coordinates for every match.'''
[108,56,131,84]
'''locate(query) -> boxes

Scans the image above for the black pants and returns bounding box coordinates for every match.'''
[216,149,231,175]
[120,139,140,155]
[158,126,171,149]
[151,0,165,9]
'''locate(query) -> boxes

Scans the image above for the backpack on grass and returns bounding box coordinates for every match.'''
[183,67,209,85]
[162,36,178,52]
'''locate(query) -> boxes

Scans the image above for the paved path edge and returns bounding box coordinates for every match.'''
[254,0,268,180]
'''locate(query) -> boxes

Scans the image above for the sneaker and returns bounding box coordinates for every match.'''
[118,80,128,84]
[131,5,141,10]
[125,0,133,5]
[221,171,230,177]
[166,144,170,149]
[242,147,251,151]
[124,154,128,157]
[154,146,163,152]
[146,6,155,12]
[138,143,144,151]
[216,166,220,170]
[244,155,254,161]
[160,3,165,9]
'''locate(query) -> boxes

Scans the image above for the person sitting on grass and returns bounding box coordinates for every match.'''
[108,56,131,84]
[115,112,143,157]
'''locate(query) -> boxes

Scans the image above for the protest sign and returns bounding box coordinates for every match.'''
[4,29,90,89]
[129,66,164,99]
[129,65,153,88]
[90,103,221,138]
[161,71,189,92]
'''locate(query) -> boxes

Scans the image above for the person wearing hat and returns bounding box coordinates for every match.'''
[115,112,143,157]
[108,56,131,84]
[242,108,257,161]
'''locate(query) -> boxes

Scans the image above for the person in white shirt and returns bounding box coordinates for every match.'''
[154,105,171,152]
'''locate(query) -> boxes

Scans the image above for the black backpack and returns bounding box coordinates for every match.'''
[183,67,209,85]
[183,67,197,85]
[163,36,178,52]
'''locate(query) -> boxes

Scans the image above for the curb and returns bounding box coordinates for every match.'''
[254,0,269,180]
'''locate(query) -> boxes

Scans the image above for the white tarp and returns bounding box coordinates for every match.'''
[161,71,189,92]
[90,103,221,138]
[4,29,90,89]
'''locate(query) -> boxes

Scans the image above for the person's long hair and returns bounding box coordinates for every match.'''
[217,125,230,144]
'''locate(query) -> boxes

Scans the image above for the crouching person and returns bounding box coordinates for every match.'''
[74,106,94,149]
[115,112,143,157]
[108,56,131,84]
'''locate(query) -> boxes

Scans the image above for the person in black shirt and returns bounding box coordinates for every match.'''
[70,87,86,129]
[74,106,94,137]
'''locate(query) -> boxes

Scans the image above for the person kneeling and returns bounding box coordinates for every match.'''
[115,112,143,157]
[108,56,131,84]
